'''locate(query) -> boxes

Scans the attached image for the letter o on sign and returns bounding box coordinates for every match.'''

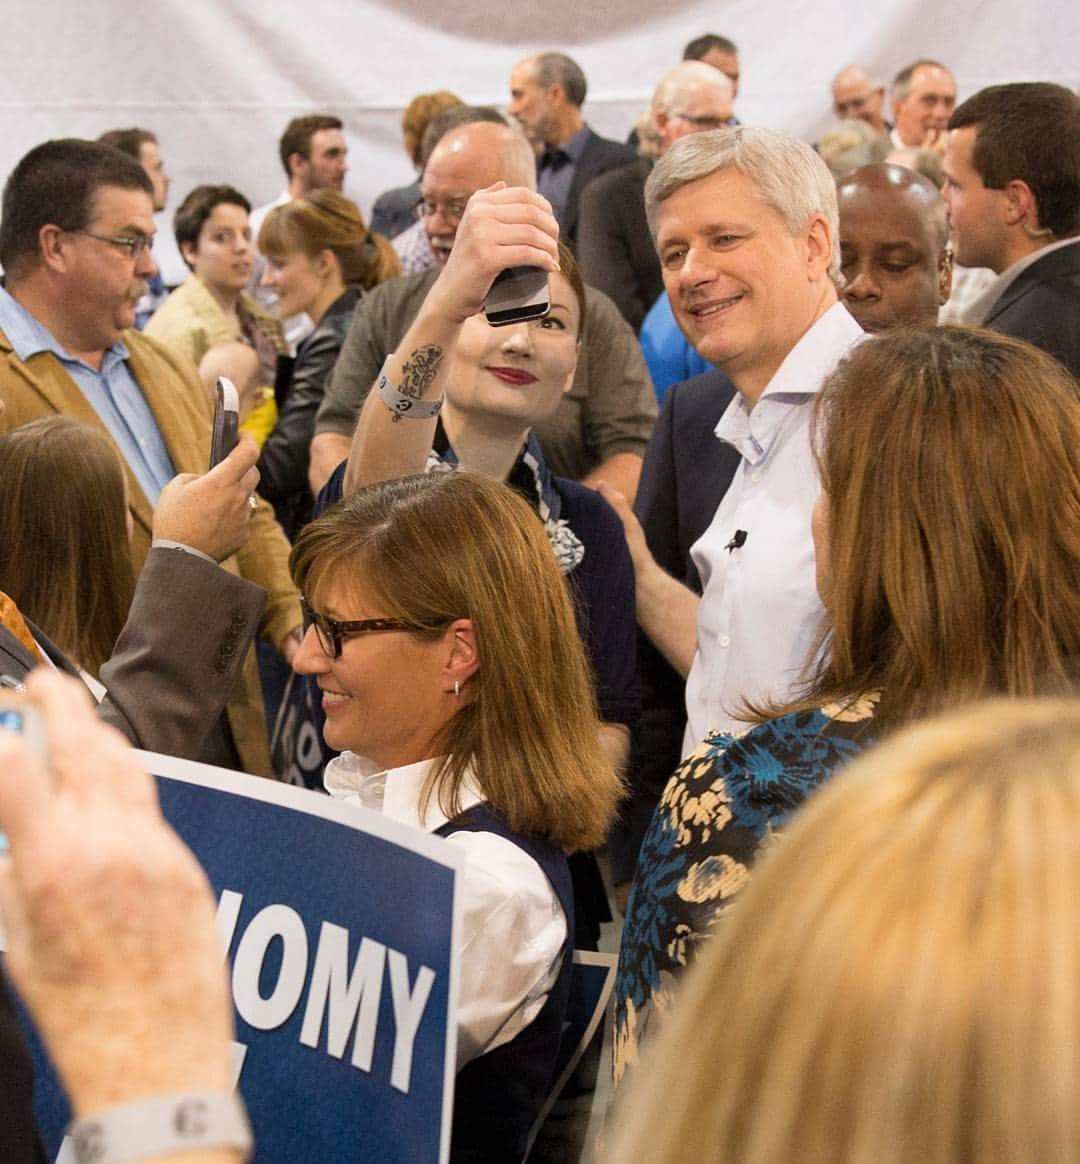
[232,904,309,1030]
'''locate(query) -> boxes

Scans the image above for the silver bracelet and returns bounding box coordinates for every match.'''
[377,354,443,422]
[68,1090,253,1164]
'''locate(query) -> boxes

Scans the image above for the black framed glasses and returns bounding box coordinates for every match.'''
[300,596,423,659]
[66,229,155,260]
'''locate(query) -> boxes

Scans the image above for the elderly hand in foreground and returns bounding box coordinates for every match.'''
[153,435,262,563]
[428,182,562,323]
[0,671,235,1119]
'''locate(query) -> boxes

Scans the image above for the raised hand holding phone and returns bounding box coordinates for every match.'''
[427,183,561,325]
[154,435,262,563]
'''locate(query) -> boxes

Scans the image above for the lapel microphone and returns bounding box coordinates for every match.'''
[725,530,748,553]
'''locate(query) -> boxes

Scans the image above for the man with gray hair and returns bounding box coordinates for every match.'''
[310,119,656,500]
[604,129,863,895]
[508,51,634,247]
[891,59,956,151]
[577,61,735,330]
[831,64,890,135]
[606,126,863,755]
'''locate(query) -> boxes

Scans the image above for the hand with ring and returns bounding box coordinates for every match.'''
[153,436,262,563]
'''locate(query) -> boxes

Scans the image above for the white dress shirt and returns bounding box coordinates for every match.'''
[682,302,864,752]
[323,752,567,1069]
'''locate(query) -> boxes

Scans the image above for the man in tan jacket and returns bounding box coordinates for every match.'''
[0,138,301,776]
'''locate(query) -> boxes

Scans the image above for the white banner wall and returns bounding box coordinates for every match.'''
[0,1,1072,282]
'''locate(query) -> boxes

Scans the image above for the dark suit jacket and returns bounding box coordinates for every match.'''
[0,546,263,1164]
[577,156,662,333]
[610,369,741,883]
[560,127,636,249]
[369,180,421,241]
[983,240,1080,384]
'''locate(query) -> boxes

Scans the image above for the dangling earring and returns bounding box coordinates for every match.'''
[453,679,461,698]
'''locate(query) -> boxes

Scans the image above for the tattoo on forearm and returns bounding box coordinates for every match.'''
[399,346,443,399]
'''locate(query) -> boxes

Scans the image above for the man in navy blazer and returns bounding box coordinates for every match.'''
[944,83,1080,381]
[508,52,634,249]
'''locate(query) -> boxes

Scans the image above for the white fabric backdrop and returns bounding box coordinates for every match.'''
[0,0,1073,283]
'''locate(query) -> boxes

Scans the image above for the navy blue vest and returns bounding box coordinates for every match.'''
[436,803,575,1163]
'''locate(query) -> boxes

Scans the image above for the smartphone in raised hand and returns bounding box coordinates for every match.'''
[483,266,550,327]
[209,377,240,470]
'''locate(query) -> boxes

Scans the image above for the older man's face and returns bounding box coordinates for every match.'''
[418,139,506,265]
[655,84,735,154]
[893,65,957,147]
[60,185,158,351]
[832,75,886,133]
[656,166,832,395]
[508,61,556,146]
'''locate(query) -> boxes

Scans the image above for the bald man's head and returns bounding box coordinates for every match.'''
[837,162,951,332]
[832,65,887,134]
[419,122,537,263]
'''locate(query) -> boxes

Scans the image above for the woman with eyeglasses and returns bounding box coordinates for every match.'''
[254,190,398,538]
[146,185,286,435]
[290,471,622,1161]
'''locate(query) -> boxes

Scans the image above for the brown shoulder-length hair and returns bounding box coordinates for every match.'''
[0,417,136,674]
[258,188,399,290]
[800,325,1080,732]
[290,472,621,850]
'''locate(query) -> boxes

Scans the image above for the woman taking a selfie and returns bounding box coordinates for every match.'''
[340,182,639,791]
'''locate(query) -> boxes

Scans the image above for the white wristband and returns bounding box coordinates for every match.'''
[377,354,443,422]
[68,1091,253,1164]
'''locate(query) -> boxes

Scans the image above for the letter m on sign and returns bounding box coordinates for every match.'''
[300,923,387,1071]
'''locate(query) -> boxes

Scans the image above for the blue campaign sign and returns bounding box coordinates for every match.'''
[8,750,464,1164]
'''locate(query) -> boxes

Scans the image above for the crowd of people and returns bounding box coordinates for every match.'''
[0,28,1078,1164]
